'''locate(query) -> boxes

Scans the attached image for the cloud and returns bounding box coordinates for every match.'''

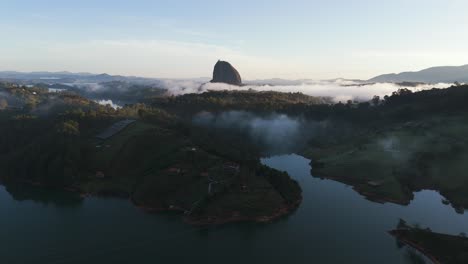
[0,91,24,107]
[94,99,121,109]
[163,79,453,103]
[192,110,339,154]
[193,111,305,154]
[70,78,453,104]
[158,79,207,95]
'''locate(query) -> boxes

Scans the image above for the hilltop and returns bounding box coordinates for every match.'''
[210,60,242,86]
[369,64,468,83]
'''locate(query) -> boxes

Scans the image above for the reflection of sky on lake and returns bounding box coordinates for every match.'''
[0,154,466,263]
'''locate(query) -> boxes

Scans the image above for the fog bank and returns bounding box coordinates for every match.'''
[94,99,122,109]
[161,79,452,103]
[193,111,327,154]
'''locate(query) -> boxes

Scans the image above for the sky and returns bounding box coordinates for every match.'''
[1,0,468,80]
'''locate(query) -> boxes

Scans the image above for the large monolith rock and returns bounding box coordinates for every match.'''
[210,60,242,86]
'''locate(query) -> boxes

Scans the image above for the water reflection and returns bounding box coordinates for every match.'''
[4,183,83,208]
[1,154,467,264]
[404,248,428,264]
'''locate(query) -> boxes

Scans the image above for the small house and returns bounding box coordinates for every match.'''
[223,162,240,173]
[167,167,181,175]
[367,180,383,187]
[95,171,105,179]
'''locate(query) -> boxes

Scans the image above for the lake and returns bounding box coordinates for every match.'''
[1,154,467,263]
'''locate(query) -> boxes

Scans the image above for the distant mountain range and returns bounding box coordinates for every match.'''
[0,71,341,87]
[3,64,468,87]
[369,65,468,83]
[0,71,160,84]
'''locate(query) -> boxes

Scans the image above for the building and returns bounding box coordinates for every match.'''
[95,171,105,179]
[223,162,240,173]
[96,119,136,140]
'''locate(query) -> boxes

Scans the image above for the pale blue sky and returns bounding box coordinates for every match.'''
[1,0,468,79]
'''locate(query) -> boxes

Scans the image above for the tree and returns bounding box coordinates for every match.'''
[358,102,370,109]
[392,88,413,97]
[371,95,380,106]
[0,98,7,110]
[397,218,408,229]
[57,120,80,136]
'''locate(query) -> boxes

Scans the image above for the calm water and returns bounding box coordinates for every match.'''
[1,154,467,264]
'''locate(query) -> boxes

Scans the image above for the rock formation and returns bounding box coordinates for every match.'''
[211,60,242,86]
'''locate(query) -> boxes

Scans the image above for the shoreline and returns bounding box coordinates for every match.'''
[3,180,303,226]
[184,197,302,226]
[315,173,410,206]
[389,230,441,264]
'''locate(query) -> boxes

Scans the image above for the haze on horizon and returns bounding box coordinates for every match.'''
[1,0,468,80]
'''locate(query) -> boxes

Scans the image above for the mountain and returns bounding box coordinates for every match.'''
[0,71,157,84]
[369,65,468,83]
[210,60,242,85]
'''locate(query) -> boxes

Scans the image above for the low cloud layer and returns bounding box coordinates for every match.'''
[172,80,452,103]
[0,91,24,108]
[158,79,207,95]
[94,99,122,109]
[193,111,322,154]
[64,78,455,106]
